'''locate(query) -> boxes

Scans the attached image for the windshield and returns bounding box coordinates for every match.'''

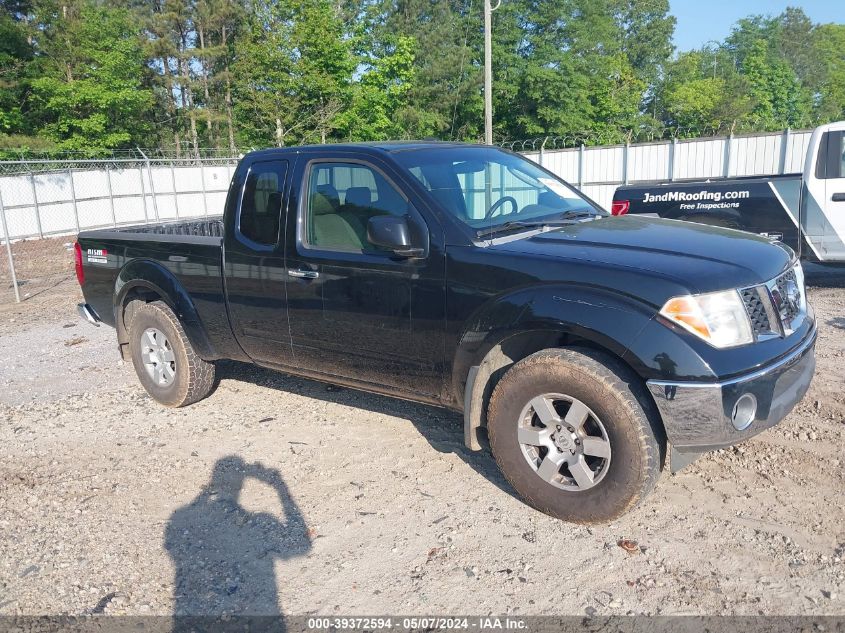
[393,146,605,235]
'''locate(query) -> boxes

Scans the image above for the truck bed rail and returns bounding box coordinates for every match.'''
[116,217,224,238]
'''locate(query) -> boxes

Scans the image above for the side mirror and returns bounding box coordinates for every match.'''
[367,215,423,257]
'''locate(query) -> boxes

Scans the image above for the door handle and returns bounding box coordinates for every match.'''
[288,268,319,279]
[832,193,845,202]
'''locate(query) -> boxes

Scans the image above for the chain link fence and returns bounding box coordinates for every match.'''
[0,126,814,303]
[0,156,238,303]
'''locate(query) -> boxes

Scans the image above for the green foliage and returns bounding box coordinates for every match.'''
[655,7,830,135]
[0,0,842,156]
[337,35,417,141]
[231,0,355,147]
[24,1,153,154]
[741,39,811,129]
[807,24,845,122]
[0,10,33,134]
[231,0,298,147]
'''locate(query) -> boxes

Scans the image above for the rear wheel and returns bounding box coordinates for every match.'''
[128,301,216,407]
[487,348,663,523]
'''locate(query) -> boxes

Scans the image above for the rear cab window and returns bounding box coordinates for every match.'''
[238,161,288,247]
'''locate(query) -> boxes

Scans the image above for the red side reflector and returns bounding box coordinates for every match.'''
[74,242,84,285]
[611,200,630,216]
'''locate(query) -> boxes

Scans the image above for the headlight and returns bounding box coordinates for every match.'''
[660,289,753,348]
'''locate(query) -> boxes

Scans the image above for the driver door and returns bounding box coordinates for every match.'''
[283,153,447,400]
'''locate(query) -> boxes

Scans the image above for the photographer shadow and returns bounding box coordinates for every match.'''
[165,455,311,629]
[215,361,512,497]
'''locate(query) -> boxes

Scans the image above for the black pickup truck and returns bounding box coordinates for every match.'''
[75,142,816,523]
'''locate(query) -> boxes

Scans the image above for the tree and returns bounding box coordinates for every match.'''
[806,24,845,122]
[27,1,154,154]
[656,51,753,134]
[371,0,481,139]
[508,0,658,142]
[0,8,33,135]
[616,0,676,85]
[337,35,417,141]
[741,38,811,130]
[291,0,356,144]
[231,0,300,148]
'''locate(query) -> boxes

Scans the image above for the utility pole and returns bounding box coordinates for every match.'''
[483,0,501,145]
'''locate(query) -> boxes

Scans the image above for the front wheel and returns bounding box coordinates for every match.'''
[128,300,216,407]
[487,348,663,523]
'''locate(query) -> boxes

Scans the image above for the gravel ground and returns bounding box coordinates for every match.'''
[0,236,75,305]
[0,264,844,617]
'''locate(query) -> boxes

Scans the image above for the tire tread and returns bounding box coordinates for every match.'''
[130,301,215,407]
[486,347,663,523]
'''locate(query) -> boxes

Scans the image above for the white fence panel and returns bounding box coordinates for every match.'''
[580,184,617,210]
[110,167,145,196]
[1,174,35,207]
[674,138,726,180]
[0,128,817,242]
[584,146,624,184]
[626,142,672,182]
[33,171,71,204]
[150,165,174,195]
[73,169,109,200]
[732,134,781,176]
[542,148,580,183]
[785,131,812,173]
[3,205,36,238]
[206,191,228,214]
[77,198,113,229]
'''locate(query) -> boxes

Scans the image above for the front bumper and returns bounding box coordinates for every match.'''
[646,328,816,470]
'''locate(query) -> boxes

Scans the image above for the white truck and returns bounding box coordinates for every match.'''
[613,120,845,262]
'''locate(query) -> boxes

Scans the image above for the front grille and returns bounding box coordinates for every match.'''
[773,269,800,325]
[740,266,805,340]
[741,287,772,335]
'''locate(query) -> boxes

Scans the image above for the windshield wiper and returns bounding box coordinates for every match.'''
[476,211,599,238]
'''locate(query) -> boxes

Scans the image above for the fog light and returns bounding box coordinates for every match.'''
[731,393,757,430]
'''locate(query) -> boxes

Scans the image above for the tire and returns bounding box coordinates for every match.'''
[487,348,663,524]
[128,300,216,407]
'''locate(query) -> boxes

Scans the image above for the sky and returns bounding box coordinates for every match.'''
[671,0,843,51]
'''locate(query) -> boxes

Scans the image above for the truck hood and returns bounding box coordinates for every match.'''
[489,215,794,293]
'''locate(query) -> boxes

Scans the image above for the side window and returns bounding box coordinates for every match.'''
[239,161,287,245]
[304,162,411,252]
[816,131,845,180]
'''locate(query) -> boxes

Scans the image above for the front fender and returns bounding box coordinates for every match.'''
[451,284,658,405]
[114,259,217,360]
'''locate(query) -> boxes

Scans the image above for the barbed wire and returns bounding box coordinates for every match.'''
[0,155,242,176]
[496,121,814,152]
[0,146,246,162]
[0,121,816,172]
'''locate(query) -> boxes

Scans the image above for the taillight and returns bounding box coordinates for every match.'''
[611,200,630,216]
[74,242,84,285]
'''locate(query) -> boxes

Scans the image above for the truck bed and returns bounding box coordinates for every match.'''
[612,175,804,256]
[76,217,229,353]
[114,217,224,238]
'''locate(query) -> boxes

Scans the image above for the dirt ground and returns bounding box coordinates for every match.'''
[0,236,76,305]
[0,249,843,618]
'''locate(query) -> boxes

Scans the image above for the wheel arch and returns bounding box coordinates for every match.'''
[455,286,661,451]
[114,259,217,361]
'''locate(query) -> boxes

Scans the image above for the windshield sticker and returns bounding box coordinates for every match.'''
[539,178,571,198]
